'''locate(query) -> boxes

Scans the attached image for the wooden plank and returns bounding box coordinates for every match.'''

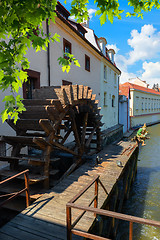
[83,86,88,99]
[78,85,83,100]
[2,136,34,145]
[33,137,51,150]
[72,85,78,101]
[10,215,66,239]
[22,99,54,106]
[0,232,16,240]
[0,223,48,240]
[62,85,72,104]
[39,119,55,136]
[87,89,92,99]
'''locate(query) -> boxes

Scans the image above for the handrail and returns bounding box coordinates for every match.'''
[66,176,160,240]
[0,169,30,208]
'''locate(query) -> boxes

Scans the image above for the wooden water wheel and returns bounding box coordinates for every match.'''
[0,85,103,189]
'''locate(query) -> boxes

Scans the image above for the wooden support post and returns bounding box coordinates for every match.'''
[81,112,88,152]
[94,178,98,217]
[24,171,30,207]
[66,205,72,240]
[129,222,133,240]
[10,144,21,170]
[43,145,52,189]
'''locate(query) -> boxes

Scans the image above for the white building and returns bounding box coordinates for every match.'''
[0,2,121,136]
[119,81,160,128]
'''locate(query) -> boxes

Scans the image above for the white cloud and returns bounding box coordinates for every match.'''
[127,24,160,65]
[88,9,96,19]
[141,61,160,87]
[115,24,160,85]
[69,8,96,21]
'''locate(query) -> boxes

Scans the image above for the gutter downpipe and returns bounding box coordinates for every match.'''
[118,76,120,125]
[127,87,130,132]
[46,19,51,86]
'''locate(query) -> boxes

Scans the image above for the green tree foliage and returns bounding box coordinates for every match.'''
[0,0,160,123]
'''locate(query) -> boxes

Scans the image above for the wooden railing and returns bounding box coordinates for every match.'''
[0,169,30,208]
[66,175,160,240]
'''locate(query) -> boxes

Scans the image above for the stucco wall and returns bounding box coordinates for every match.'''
[131,113,160,127]
[130,89,160,127]
[0,17,120,136]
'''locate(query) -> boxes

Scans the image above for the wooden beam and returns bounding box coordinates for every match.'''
[39,119,55,136]
[85,126,97,148]
[61,128,72,145]
[50,141,78,156]
[33,137,51,151]
[81,112,88,151]
[69,110,82,155]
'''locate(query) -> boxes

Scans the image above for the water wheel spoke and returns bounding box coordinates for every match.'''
[61,128,72,145]
[81,112,88,152]
[85,126,97,149]
[50,140,78,156]
[69,109,82,156]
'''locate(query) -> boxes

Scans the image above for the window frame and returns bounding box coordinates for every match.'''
[104,92,107,106]
[63,38,72,58]
[23,69,40,99]
[85,54,90,72]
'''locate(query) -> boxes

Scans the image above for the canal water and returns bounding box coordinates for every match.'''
[117,124,160,240]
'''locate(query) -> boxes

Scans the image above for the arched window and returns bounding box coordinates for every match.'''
[112,95,115,107]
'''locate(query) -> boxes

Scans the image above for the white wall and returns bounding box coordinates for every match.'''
[119,96,130,133]
[130,89,160,127]
[0,16,120,136]
[100,62,119,130]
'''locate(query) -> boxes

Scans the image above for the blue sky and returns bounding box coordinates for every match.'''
[60,0,160,88]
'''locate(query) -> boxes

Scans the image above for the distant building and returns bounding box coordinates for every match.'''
[0,2,121,137]
[128,77,149,88]
[119,82,160,128]
[119,93,130,133]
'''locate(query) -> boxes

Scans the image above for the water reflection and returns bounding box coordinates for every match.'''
[117,124,160,240]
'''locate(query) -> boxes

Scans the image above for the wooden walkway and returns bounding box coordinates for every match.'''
[0,141,138,240]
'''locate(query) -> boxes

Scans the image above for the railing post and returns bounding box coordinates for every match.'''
[94,177,98,217]
[129,221,133,240]
[24,171,30,207]
[66,205,72,240]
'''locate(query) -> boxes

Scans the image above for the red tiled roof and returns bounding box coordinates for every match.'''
[119,82,160,97]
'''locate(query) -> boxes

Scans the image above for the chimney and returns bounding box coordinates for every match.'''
[108,49,115,63]
[81,17,90,28]
[98,37,107,55]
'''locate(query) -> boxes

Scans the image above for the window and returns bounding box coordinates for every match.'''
[154,99,156,109]
[63,38,71,58]
[136,96,139,110]
[112,95,115,107]
[141,97,144,110]
[85,54,90,72]
[151,98,153,110]
[148,98,150,110]
[145,98,147,110]
[104,65,107,80]
[114,73,117,85]
[104,92,107,106]
[62,80,72,85]
[23,69,40,99]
